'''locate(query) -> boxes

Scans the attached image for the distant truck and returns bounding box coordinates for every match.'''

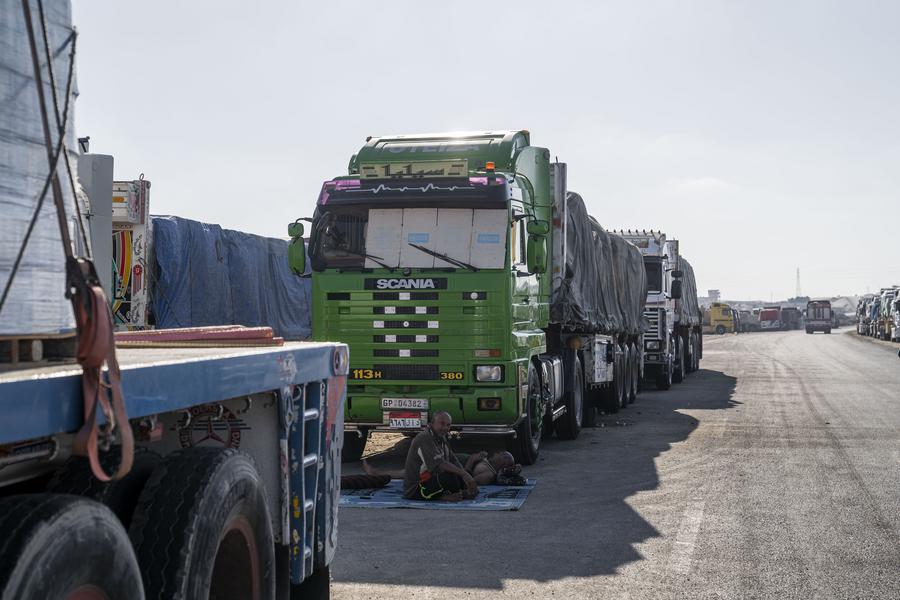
[781,306,802,331]
[759,306,782,331]
[612,230,703,390]
[739,309,760,332]
[876,288,897,341]
[703,302,736,335]
[805,300,832,334]
[891,296,900,342]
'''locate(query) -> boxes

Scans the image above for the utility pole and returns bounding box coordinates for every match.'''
[796,267,801,298]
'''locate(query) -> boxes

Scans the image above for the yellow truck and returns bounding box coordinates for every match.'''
[703,302,736,334]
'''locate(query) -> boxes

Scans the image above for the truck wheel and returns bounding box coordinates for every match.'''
[620,346,632,409]
[341,430,368,463]
[0,495,144,600]
[46,446,161,529]
[672,338,685,384]
[656,357,673,391]
[291,565,330,600]
[508,362,541,465]
[715,325,726,335]
[556,357,582,440]
[130,448,275,600]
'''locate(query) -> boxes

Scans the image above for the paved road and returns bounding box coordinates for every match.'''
[333,330,900,599]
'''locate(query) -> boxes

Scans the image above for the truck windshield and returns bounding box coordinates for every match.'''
[644,261,662,294]
[308,206,508,271]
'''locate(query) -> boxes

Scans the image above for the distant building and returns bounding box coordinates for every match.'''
[708,289,721,302]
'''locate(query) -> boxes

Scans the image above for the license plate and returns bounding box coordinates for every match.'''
[381,397,429,410]
[388,411,422,429]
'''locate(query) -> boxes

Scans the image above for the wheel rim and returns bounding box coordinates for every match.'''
[210,514,261,600]
[66,586,110,600]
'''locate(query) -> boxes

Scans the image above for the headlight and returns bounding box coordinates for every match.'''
[645,340,660,350]
[475,365,503,382]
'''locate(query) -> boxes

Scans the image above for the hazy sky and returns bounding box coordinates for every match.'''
[72,0,900,301]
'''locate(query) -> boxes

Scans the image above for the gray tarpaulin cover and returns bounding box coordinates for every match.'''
[676,257,701,326]
[0,0,78,335]
[551,192,647,335]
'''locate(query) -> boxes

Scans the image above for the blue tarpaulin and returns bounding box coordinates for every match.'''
[150,216,311,339]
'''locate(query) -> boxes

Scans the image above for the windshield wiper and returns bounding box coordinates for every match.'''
[335,247,395,271]
[408,243,479,272]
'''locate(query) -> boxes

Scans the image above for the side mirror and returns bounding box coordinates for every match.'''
[288,220,306,275]
[526,220,550,236]
[671,280,683,300]
[527,234,547,274]
[288,221,304,238]
[671,269,684,279]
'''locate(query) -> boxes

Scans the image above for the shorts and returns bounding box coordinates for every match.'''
[415,471,464,501]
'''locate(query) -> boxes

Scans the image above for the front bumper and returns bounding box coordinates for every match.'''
[344,422,520,438]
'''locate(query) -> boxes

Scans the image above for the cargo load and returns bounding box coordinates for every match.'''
[551,191,646,335]
[0,0,79,335]
[675,258,701,327]
[151,216,312,339]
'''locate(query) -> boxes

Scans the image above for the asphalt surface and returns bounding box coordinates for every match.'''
[332,330,900,599]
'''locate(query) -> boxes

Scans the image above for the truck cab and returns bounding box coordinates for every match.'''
[806,300,832,334]
[703,302,736,335]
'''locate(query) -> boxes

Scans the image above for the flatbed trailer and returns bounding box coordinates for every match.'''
[0,341,347,600]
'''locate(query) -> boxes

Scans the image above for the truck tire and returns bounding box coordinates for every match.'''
[0,494,144,600]
[672,338,685,384]
[130,448,275,600]
[46,446,161,529]
[291,565,330,600]
[508,362,541,465]
[556,357,583,440]
[656,355,673,391]
[341,429,368,463]
[715,325,726,335]
[620,345,632,409]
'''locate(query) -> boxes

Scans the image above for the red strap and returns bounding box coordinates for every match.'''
[72,283,133,482]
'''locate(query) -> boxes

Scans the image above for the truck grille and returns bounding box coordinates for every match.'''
[644,309,660,338]
[374,364,440,380]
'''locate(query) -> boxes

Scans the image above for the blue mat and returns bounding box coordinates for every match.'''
[340,479,536,511]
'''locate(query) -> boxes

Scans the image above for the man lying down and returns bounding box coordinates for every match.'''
[357,410,523,501]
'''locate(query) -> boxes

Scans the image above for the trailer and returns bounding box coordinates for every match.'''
[0,341,347,599]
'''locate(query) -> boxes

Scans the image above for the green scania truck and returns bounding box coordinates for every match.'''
[289,131,647,464]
